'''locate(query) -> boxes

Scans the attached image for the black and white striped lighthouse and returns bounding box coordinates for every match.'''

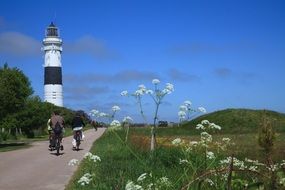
[42,22,63,106]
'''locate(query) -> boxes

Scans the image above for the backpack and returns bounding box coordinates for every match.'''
[53,121,62,134]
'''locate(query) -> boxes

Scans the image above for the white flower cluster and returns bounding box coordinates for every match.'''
[68,159,79,166]
[121,90,128,96]
[109,120,122,131]
[172,138,182,145]
[204,178,215,186]
[112,105,121,112]
[125,181,143,190]
[90,109,109,118]
[78,173,92,186]
[125,173,171,190]
[198,107,207,113]
[220,157,246,170]
[152,79,160,84]
[201,132,213,143]
[123,116,133,123]
[206,151,215,160]
[196,120,221,130]
[84,152,101,163]
[178,111,187,120]
[280,178,285,186]
[178,100,206,122]
[179,159,189,164]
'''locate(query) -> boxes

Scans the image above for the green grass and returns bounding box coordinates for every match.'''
[182,108,285,134]
[65,109,285,189]
[66,126,285,189]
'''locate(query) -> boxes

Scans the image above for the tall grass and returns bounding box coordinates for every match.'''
[66,125,285,189]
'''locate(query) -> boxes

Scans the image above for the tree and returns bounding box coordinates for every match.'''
[0,63,33,132]
[0,63,33,119]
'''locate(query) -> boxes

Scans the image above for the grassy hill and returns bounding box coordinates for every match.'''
[156,108,285,136]
[183,108,285,133]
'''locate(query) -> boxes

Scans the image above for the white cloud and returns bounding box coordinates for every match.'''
[64,35,118,60]
[0,32,41,56]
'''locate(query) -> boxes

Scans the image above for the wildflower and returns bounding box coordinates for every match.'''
[179,105,187,111]
[205,178,214,186]
[78,173,92,186]
[165,83,174,92]
[109,120,122,131]
[178,111,186,119]
[137,173,147,182]
[146,89,153,94]
[189,141,198,147]
[196,124,205,130]
[125,181,143,190]
[112,105,121,112]
[201,120,209,125]
[162,88,171,95]
[172,138,182,145]
[90,109,99,116]
[68,159,79,166]
[184,100,192,107]
[206,151,215,160]
[179,159,189,164]
[121,90,128,96]
[99,112,108,117]
[198,107,206,113]
[123,116,133,123]
[84,152,101,162]
[152,79,160,84]
[138,84,146,91]
[222,138,231,143]
[249,166,258,171]
[280,178,285,186]
[201,132,212,143]
[157,176,171,187]
[134,89,144,96]
[84,152,93,158]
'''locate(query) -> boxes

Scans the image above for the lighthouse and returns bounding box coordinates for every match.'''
[43,22,63,107]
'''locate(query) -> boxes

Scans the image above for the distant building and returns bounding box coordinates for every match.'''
[42,22,63,106]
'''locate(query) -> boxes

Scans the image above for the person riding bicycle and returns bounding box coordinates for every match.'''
[71,111,85,149]
[50,110,65,150]
[47,113,55,149]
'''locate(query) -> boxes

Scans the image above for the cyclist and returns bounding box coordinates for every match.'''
[71,111,85,149]
[50,110,65,150]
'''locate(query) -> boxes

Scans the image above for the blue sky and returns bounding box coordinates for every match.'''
[0,0,284,122]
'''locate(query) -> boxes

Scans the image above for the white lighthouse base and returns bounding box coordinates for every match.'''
[44,84,63,107]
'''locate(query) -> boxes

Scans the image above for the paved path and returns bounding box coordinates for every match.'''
[0,128,105,190]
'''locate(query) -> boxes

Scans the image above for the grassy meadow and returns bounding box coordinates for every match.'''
[66,109,285,190]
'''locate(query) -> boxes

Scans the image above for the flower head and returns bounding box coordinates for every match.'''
[179,105,187,111]
[112,105,121,112]
[172,138,182,145]
[109,120,122,131]
[178,111,186,119]
[123,116,133,123]
[78,173,92,186]
[152,79,160,84]
[184,100,192,107]
[121,90,128,96]
[165,83,174,92]
[198,107,206,113]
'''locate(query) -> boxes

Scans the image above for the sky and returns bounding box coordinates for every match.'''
[0,0,284,123]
